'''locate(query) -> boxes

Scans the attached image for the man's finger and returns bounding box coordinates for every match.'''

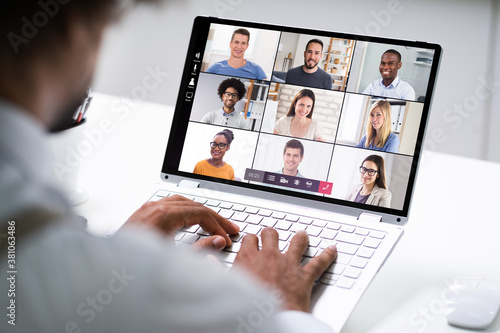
[303,245,338,280]
[192,235,227,251]
[286,230,310,261]
[260,227,279,249]
[239,233,259,252]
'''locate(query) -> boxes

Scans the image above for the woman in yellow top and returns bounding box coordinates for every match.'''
[193,129,235,180]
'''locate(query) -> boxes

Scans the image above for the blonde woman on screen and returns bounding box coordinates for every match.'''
[356,99,400,153]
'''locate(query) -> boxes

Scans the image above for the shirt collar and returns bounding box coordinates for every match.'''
[378,75,401,88]
[220,107,235,117]
[0,98,53,183]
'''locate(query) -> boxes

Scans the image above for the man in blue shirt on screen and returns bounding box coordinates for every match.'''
[206,28,267,80]
[362,49,416,101]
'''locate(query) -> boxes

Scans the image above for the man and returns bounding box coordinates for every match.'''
[363,49,416,101]
[206,28,267,80]
[285,39,333,90]
[278,139,305,177]
[200,77,249,129]
[0,1,337,333]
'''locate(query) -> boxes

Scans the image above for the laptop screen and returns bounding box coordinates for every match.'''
[163,16,441,219]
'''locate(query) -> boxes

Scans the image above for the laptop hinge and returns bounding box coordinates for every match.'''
[178,179,200,189]
[358,212,383,223]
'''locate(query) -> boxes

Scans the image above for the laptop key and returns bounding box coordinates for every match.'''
[337,277,355,289]
[182,225,199,233]
[303,247,318,258]
[224,242,241,253]
[320,229,337,240]
[277,230,291,241]
[357,247,375,259]
[336,243,358,255]
[306,225,322,237]
[232,204,246,212]
[258,209,272,217]
[363,238,381,249]
[205,199,220,207]
[260,217,276,227]
[336,232,364,245]
[344,267,362,279]
[245,207,259,214]
[219,202,233,210]
[369,230,386,239]
[219,209,234,219]
[312,219,327,227]
[181,233,199,244]
[275,220,292,230]
[194,198,207,204]
[272,212,286,219]
[341,225,355,233]
[350,257,368,269]
[244,225,261,235]
[232,212,248,222]
[246,215,263,225]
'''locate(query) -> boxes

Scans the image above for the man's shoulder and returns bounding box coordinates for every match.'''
[207,60,228,71]
[287,66,303,74]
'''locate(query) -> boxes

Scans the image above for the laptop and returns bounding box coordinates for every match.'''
[108,16,441,332]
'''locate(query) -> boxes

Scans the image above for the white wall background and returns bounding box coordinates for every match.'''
[92,0,500,163]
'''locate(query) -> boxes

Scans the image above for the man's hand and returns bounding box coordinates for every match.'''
[124,195,239,249]
[233,227,337,312]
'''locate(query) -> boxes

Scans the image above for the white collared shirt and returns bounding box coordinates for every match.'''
[200,107,250,129]
[0,98,334,333]
[362,76,416,101]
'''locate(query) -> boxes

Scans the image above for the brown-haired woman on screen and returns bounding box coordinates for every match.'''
[194,129,235,180]
[273,89,324,141]
[345,154,392,208]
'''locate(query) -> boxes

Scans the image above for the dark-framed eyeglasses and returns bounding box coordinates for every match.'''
[223,92,239,99]
[359,166,378,176]
[210,142,228,150]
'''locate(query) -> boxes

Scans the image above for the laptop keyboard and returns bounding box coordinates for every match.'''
[150,190,386,290]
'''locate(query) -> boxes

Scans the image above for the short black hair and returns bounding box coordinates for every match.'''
[383,49,402,62]
[305,39,324,53]
[217,77,247,100]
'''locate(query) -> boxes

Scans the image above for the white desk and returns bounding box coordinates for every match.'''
[74,93,500,333]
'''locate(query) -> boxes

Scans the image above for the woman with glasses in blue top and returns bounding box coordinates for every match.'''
[345,154,392,208]
[194,129,235,180]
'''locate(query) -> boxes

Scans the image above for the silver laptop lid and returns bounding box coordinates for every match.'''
[161,16,441,225]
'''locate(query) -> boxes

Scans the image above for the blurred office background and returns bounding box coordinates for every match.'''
[93,0,500,163]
